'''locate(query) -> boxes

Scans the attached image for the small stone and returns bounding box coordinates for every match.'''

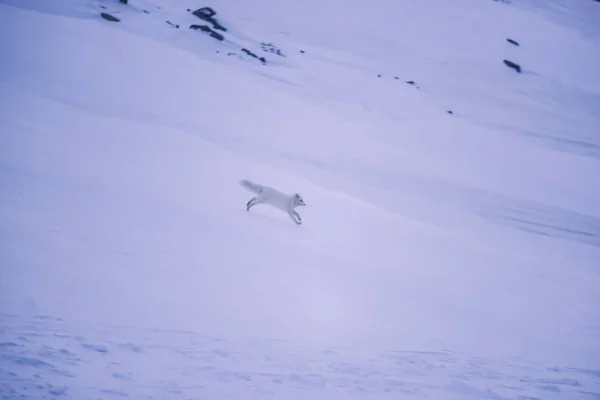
[100,12,120,22]
[503,59,521,73]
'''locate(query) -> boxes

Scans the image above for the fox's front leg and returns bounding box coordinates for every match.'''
[246,197,257,211]
[289,210,302,225]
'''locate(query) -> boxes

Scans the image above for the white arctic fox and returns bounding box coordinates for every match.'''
[239,179,306,225]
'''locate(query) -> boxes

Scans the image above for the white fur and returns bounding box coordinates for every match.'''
[239,179,306,225]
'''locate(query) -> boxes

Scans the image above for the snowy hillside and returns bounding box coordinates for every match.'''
[1,0,599,398]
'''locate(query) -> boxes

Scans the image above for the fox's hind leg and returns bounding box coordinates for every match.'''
[246,197,257,211]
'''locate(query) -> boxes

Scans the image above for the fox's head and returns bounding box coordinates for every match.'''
[292,193,306,207]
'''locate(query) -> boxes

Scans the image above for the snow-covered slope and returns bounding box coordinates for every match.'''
[1,0,599,398]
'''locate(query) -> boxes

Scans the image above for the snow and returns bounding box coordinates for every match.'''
[1,0,599,398]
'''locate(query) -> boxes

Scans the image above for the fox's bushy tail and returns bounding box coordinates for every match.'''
[239,179,263,194]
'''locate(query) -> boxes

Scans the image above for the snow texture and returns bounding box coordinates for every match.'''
[1,0,599,398]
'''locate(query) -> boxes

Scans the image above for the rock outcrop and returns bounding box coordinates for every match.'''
[241,48,266,64]
[190,7,227,32]
[189,24,224,41]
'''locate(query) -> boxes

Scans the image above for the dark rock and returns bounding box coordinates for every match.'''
[143,10,150,14]
[119,0,127,4]
[212,22,226,31]
[209,31,224,40]
[405,80,420,89]
[192,8,207,19]
[377,74,381,78]
[394,77,399,80]
[447,110,454,115]
[189,24,224,40]
[190,24,211,32]
[503,59,521,72]
[506,38,519,46]
[191,7,227,32]
[166,21,179,28]
[261,43,284,57]
[241,48,267,64]
[195,7,216,17]
[100,12,120,22]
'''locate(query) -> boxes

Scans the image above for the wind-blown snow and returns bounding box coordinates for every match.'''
[1,0,599,398]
